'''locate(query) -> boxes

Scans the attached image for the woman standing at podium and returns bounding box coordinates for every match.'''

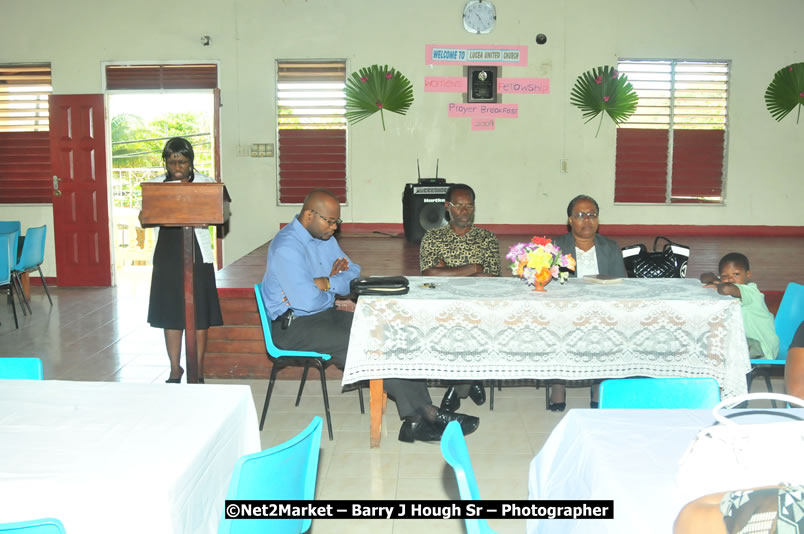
[140,137,223,383]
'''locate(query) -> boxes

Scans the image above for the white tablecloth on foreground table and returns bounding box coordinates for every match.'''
[0,380,260,534]
[527,408,804,533]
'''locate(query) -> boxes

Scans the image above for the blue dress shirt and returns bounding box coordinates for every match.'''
[260,217,361,320]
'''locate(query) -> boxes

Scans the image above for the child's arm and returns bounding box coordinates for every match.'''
[716,282,741,298]
[700,272,720,287]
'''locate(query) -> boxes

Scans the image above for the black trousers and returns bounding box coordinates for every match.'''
[271,307,431,418]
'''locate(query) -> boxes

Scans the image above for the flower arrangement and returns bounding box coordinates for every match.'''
[570,65,638,137]
[506,236,576,291]
[765,62,804,124]
[344,65,414,131]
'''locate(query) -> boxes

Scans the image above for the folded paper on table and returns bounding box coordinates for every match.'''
[583,275,623,285]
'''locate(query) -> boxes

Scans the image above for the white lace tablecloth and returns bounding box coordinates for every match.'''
[342,276,751,398]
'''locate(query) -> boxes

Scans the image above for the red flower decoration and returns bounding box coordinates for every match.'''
[376,101,383,109]
[800,91,804,97]
[595,75,602,84]
[360,76,368,83]
[789,66,794,72]
[612,70,618,78]
[385,72,393,79]
[603,96,610,102]
[530,236,552,246]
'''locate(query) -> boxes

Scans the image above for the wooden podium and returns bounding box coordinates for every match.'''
[141,182,230,384]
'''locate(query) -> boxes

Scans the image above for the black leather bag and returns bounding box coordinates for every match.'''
[622,236,690,278]
[349,276,410,296]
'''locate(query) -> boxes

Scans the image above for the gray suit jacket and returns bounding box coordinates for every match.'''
[552,232,627,278]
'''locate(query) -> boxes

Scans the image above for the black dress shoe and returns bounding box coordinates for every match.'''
[590,401,599,409]
[468,382,486,406]
[398,417,443,443]
[548,402,566,412]
[440,386,460,412]
[430,407,480,436]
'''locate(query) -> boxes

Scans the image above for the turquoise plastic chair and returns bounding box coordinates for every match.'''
[598,377,721,408]
[12,225,52,312]
[0,358,43,379]
[1,233,20,328]
[253,285,362,441]
[749,282,804,406]
[440,420,498,534]
[219,416,323,534]
[0,518,66,533]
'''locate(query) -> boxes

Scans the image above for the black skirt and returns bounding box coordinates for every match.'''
[147,227,223,330]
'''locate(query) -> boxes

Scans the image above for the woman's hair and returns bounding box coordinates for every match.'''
[566,194,600,217]
[162,137,195,179]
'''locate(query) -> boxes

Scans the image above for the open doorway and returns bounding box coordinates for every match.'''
[108,92,215,288]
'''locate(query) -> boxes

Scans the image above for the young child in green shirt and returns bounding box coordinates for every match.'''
[700,252,779,359]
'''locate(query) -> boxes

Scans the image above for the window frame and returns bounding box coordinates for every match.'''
[275,58,348,206]
[614,58,731,206]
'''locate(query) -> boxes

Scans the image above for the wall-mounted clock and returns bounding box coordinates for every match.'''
[463,0,496,34]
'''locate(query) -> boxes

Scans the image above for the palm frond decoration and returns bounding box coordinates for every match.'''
[344,65,414,131]
[570,66,639,137]
[765,62,804,124]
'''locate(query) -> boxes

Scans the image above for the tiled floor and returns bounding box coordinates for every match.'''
[1,283,784,534]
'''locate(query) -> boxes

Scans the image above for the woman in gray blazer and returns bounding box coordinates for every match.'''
[548,195,626,411]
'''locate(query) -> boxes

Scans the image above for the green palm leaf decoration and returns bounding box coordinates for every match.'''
[570,66,639,137]
[344,65,414,131]
[765,62,804,124]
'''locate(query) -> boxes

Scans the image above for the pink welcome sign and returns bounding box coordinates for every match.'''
[426,44,528,66]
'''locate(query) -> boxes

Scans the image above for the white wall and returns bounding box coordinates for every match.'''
[2,0,802,277]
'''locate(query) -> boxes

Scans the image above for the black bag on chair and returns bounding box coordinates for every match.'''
[349,276,410,296]
[621,237,690,278]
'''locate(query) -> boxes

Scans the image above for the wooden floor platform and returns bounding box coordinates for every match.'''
[205,231,802,378]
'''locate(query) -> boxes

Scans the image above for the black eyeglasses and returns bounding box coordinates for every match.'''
[310,209,342,226]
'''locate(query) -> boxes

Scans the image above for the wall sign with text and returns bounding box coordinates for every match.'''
[425,44,548,131]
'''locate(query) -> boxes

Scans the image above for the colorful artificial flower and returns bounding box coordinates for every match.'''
[506,236,576,290]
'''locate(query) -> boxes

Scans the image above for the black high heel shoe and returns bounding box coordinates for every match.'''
[440,386,460,412]
[548,402,566,412]
[590,389,599,409]
[166,367,184,384]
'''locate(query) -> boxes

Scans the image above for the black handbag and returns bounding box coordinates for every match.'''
[349,276,410,296]
[621,236,690,278]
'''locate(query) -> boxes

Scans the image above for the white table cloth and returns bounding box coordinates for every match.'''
[0,380,261,534]
[527,409,804,533]
[343,276,751,397]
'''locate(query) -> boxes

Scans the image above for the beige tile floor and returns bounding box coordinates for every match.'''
[1,284,784,534]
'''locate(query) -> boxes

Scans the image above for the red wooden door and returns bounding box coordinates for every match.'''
[49,94,112,286]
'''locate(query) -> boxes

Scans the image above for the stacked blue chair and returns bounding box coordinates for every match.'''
[598,377,721,409]
[219,416,323,534]
[748,282,804,406]
[0,358,43,380]
[0,233,20,328]
[0,518,66,533]
[440,420,498,534]
[253,285,363,440]
[12,225,52,313]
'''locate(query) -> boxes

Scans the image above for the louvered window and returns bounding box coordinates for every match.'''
[105,64,217,90]
[277,60,347,204]
[615,60,729,204]
[0,65,52,203]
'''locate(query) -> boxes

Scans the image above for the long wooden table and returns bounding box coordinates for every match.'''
[342,276,752,447]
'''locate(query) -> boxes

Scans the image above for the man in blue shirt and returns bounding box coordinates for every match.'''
[260,189,479,443]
